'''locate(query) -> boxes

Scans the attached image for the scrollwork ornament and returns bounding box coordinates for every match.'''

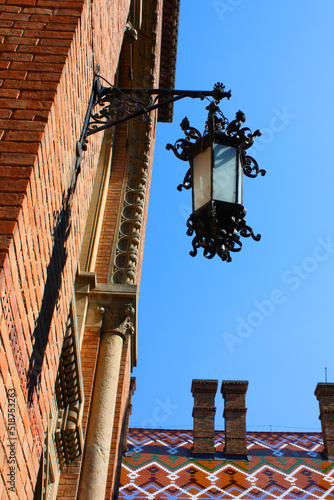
[185,208,261,263]
[205,101,229,134]
[177,167,192,192]
[220,227,242,255]
[239,225,261,241]
[186,215,210,258]
[88,87,153,134]
[166,117,203,162]
[180,117,202,143]
[225,110,262,149]
[165,138,193,161]
[242,154,266,178]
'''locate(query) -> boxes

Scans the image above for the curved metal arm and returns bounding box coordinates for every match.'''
[85,79,231,136]
[76,76,231,165]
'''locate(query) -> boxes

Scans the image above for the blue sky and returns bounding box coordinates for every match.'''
[130,0,334,431]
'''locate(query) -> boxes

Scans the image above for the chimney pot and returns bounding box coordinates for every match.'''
[191,379,218,457]
[315,383,334,460]
[221,380,248,457]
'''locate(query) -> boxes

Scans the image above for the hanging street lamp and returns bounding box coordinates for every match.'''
[166,83,266,262]
[77,76,265,263]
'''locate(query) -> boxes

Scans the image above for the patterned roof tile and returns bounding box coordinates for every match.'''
[119,429,334,499]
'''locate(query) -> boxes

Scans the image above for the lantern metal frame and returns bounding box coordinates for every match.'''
[166,94,266,262]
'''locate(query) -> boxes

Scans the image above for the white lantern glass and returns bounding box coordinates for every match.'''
[213,143,243,205]
[193,146,211,211]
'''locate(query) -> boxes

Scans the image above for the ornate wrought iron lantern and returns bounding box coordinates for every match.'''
[76,76,265,263]
[166,84,265,262]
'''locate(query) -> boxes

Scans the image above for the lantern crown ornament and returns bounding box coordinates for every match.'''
[166,83,266,263]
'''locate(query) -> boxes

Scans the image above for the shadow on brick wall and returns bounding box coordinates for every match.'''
[26,176,76,407]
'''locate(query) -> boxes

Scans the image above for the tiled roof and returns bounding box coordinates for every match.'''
[119,429,334,499]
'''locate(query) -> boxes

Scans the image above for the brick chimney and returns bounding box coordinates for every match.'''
[315,383,334,460]
[191,379,218,457]
[221,381,248,457]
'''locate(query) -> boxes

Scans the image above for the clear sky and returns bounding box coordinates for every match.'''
[129,0,334,432]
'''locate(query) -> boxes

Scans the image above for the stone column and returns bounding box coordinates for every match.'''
[191,379,218,457]
[221,380,248,457]
[77,303,134,500]
[315,383,334,460]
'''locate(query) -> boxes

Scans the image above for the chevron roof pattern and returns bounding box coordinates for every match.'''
[119,429,334,499]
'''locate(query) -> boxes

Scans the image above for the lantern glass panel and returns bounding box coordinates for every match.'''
[193,146,211,211]
[213,143,242,205]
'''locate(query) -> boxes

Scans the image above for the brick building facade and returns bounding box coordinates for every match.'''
[0,0,179,498]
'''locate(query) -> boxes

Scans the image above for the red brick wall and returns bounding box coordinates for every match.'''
[0,0,131,497]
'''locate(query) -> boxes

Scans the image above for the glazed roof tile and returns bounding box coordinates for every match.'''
[119,429,334,499]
